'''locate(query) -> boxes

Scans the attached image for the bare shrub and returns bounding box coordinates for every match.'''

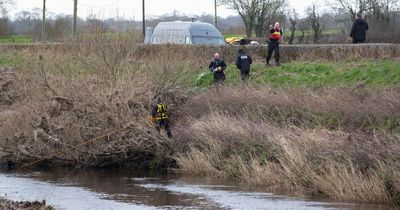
[0,35,198,168]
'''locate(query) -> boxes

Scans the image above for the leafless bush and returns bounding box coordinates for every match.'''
[0,35,196,168]
[367,18,400,43]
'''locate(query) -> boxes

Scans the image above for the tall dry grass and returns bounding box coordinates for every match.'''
[174,87,400,205]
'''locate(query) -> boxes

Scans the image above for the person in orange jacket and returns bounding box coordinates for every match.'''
[266,22,283,67]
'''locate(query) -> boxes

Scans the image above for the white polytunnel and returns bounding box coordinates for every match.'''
[146,21,226,45]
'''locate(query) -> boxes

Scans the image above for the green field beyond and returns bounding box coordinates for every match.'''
[195,60,400,88]
[0,35,33,44]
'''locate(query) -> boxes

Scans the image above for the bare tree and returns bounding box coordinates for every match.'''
[254,0,287,37]
[297,18,308,44]
[307,4,322,43]
[0,17,13,36]
[14,10,41,35]
[220,0,286,37]
[53,16,71,38]
[0,0,13,17]
[219,0,258,37]
[288,9,298,44]
[85,18,110,34]
[0,0,14,36]
[369,0,398,21]
[327,0,377,20]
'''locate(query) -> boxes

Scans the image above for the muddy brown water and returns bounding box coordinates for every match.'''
[0,168,390,210]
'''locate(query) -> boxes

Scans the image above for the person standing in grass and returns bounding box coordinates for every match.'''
[350,13,369,44]
[235,49,253,82]
[266,22,283,67]
[209,52,227,84]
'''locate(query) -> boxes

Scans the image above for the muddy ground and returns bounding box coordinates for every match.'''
[0,198,53,210]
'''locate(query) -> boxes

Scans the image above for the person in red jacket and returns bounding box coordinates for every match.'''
[266,22,283,67]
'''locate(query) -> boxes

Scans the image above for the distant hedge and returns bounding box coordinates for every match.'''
[1,43,399,63]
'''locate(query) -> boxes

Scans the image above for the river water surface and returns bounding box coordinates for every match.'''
[0,168,389,210]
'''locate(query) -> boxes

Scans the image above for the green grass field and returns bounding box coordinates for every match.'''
[223,34,246,39]
[1,52,398,89]
[0,54,23,67]
[283,29,342,37]
[224,29,342,40]
[0,35,33,44]
[195,60,400,88]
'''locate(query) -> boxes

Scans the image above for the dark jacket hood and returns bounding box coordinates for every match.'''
[355,19,366,25]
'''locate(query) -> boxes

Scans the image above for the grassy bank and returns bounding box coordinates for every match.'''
[0,40,399,206]
[1,52,400,89]
[0,54,23,67]
[195,60,400,88]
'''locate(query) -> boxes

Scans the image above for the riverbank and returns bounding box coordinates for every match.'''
[0,198,53,210]
[1,40,399,206]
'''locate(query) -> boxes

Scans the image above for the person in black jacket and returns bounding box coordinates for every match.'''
[209,53,227,84]
[351,13,369,44]
[235,49,253,82]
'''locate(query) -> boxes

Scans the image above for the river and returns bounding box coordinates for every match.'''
[0,168,389,210]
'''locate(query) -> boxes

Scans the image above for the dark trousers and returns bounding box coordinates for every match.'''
[352,38,365,44]
[155,119,172,138]
[214,78,225,84]
[241,71,249,82]
[214,74,225,85]
[266,42,280,64]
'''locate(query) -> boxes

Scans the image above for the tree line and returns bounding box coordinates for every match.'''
[221,0,399,43]
[0,0,399,43]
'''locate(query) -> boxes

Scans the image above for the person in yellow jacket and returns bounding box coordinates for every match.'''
[150,96,172,138]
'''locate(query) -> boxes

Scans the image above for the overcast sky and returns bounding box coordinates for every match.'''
[11,0,315,19]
